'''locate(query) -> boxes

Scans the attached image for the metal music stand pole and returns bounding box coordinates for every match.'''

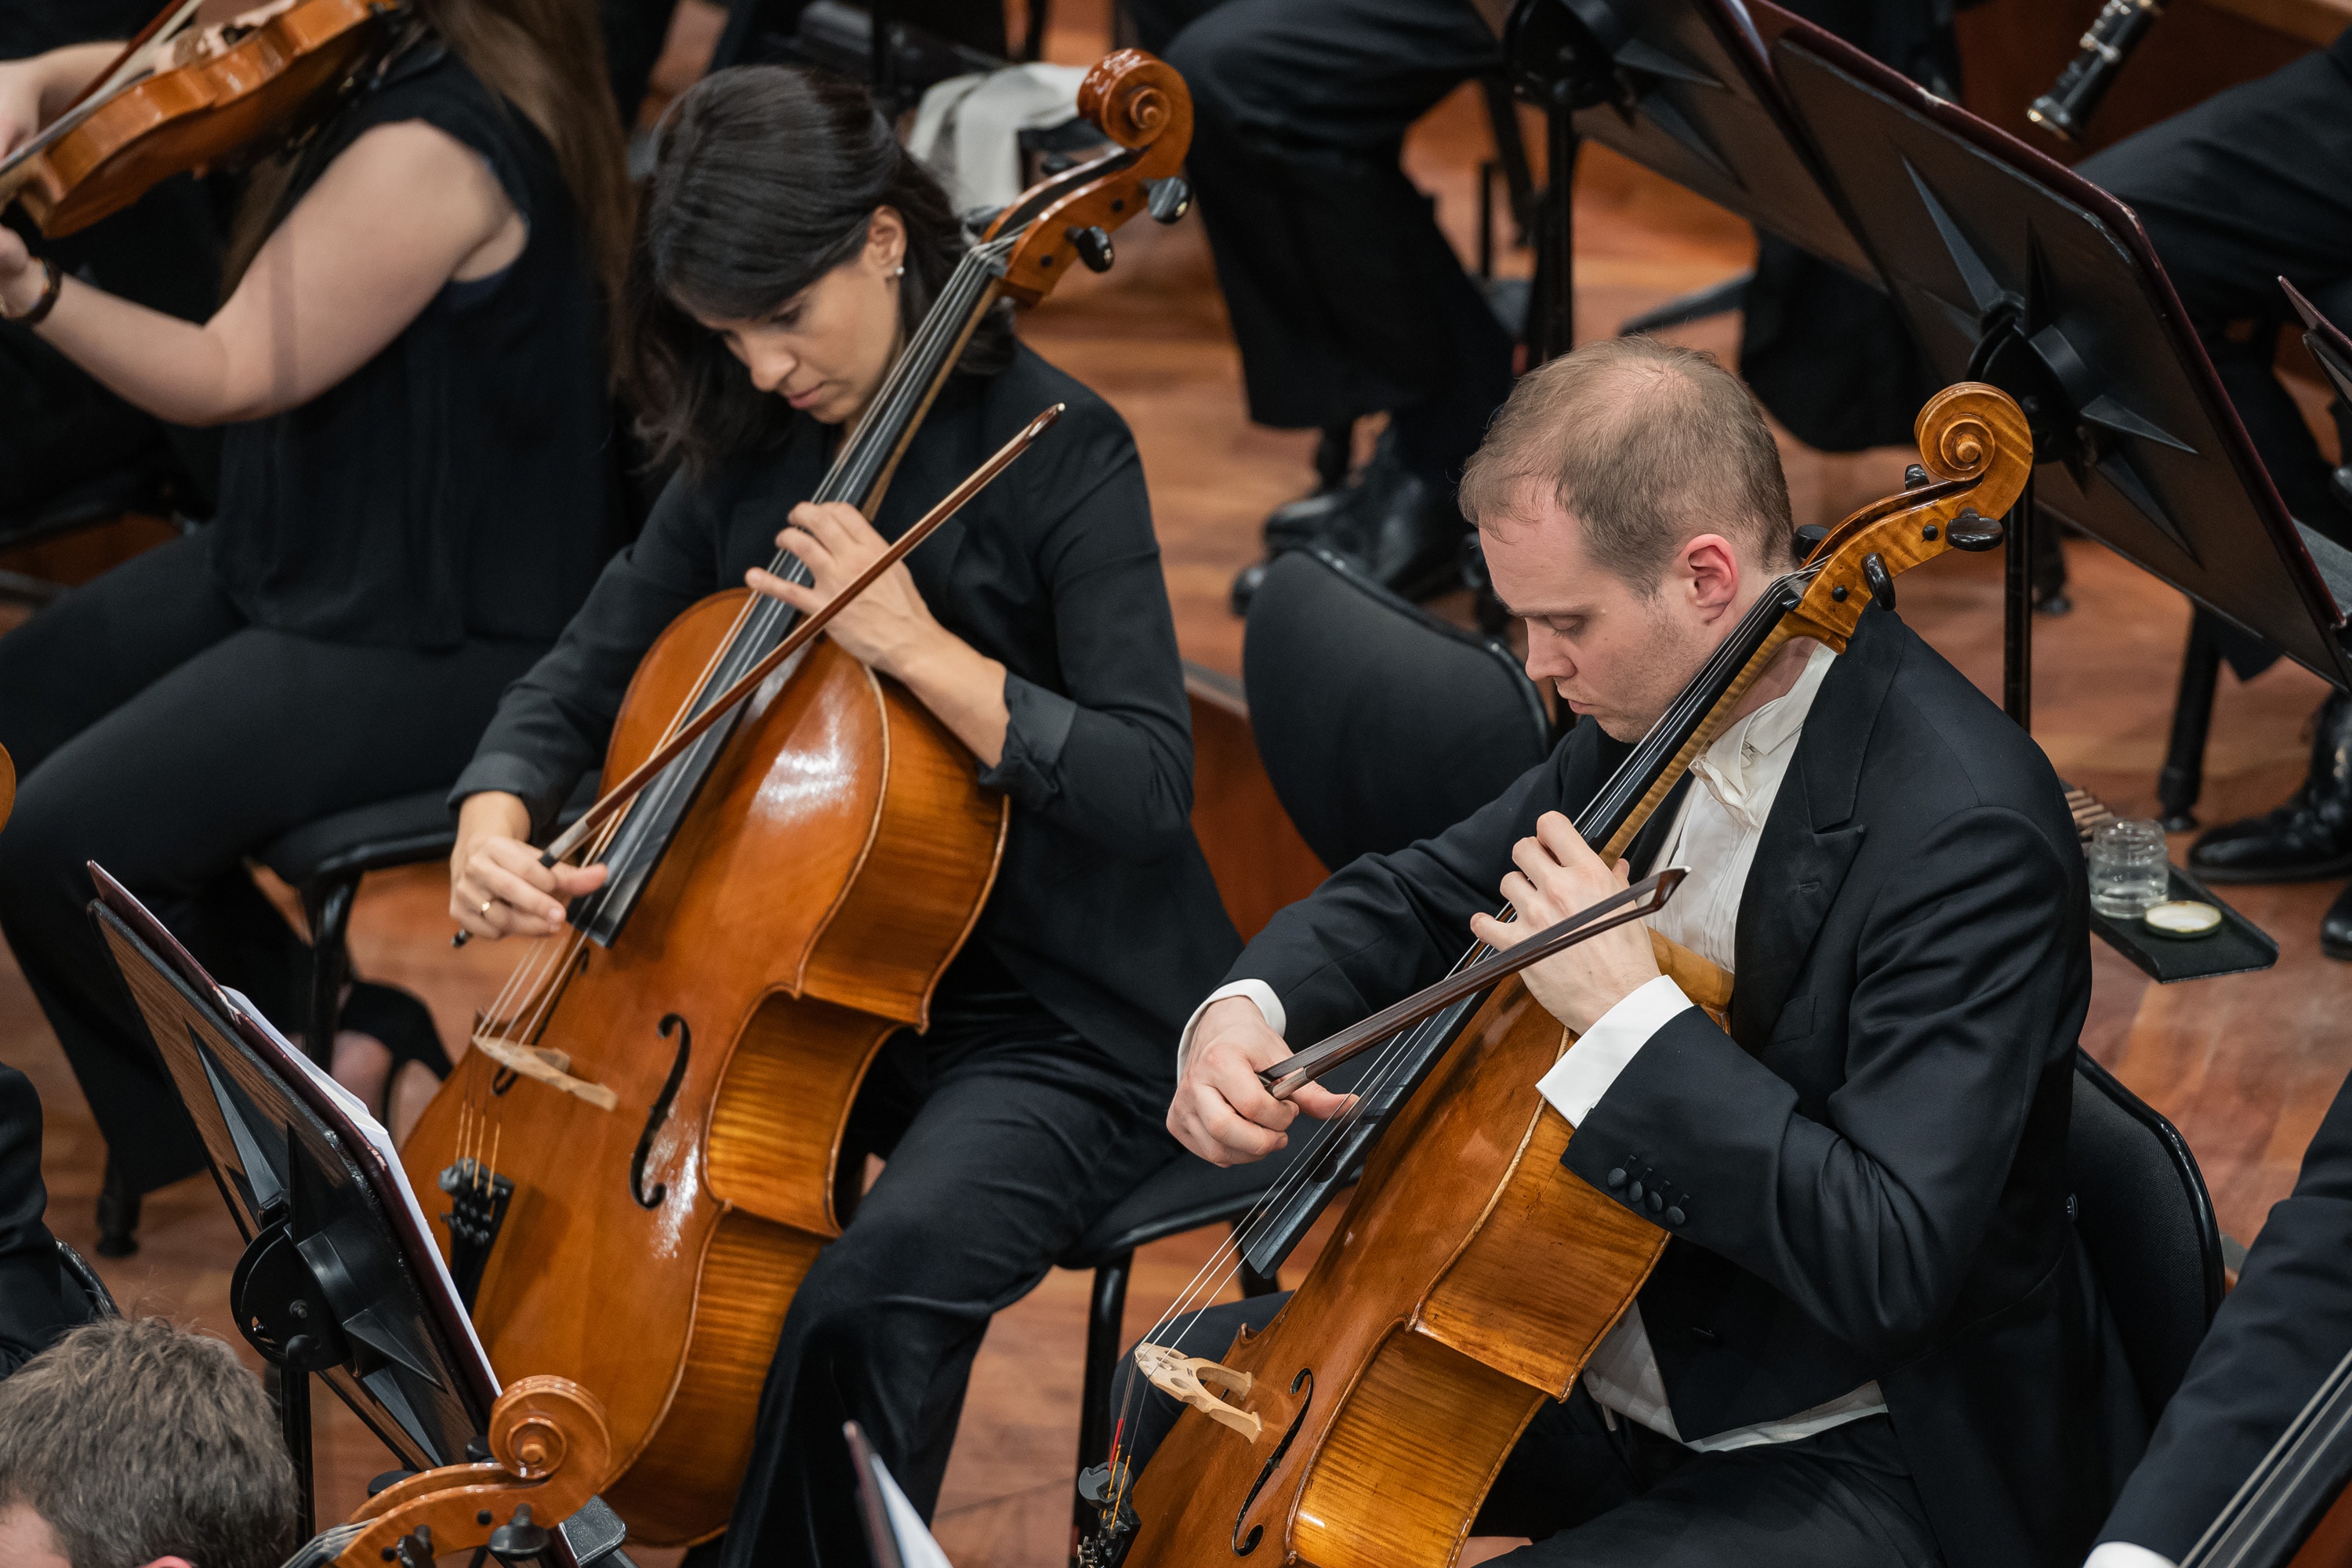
[2005,474,2035,730]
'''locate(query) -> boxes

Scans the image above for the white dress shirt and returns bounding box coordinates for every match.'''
[1179,641,1889,1451]
[2082,1547,2175,1568]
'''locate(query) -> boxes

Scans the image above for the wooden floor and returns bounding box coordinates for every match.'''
[6,4,2352,1565]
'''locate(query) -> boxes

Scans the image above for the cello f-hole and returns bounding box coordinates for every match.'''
[630,1014,692,1209]
[1232,1369,1312,1556]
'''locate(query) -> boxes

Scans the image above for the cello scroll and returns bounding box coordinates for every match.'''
[326,1375,615,1568]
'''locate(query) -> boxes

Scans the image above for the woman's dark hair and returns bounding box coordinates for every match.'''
[229,0,633,355]
[626,65,1017,474]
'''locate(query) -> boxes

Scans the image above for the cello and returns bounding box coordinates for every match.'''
[1091,383,2033,1568]
[395,50,1193,1548]
[0,0,408,238]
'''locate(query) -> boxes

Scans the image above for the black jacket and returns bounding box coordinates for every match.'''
[454,344,1239,1082]
[2096,1069,2352,1560]
[0,1064,92,1374]
[1222,605,2135,1568]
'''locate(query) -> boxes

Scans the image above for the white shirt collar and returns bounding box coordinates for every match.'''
[1686,641,1836,831]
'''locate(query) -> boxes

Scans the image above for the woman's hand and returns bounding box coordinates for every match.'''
[0,227,38,318]
[1467,811,1661,1036]
[449,791,608,941]
[747,501,946,681]
[0,57,46,157]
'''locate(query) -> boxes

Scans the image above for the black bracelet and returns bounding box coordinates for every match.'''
[9,259,61,328]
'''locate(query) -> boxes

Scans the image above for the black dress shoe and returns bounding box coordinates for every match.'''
[2323,881,2352,960]
[2189,691,2352,884]
[1232,431,1467,614]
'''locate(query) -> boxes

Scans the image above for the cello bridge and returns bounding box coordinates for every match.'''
[1133,1342,1261,1442]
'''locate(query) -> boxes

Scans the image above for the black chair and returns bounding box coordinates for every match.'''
[256,775,601,1073]
[1243,546,1557,871]
[2068,1049,2227,1423]
[55,1238,118,1321]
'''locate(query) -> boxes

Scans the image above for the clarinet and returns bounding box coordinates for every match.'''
[2027,0,2166,143]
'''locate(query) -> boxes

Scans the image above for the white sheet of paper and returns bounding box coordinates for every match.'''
[222,988,499,1391]
[875,1453,956,1568]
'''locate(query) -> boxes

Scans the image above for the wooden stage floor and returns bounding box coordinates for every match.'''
[5,7,2352,1564]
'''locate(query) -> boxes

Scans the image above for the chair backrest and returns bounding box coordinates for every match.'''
[1243,548,1556,871]
[2068,1050,2224,1422]
[55,1239,118,1322]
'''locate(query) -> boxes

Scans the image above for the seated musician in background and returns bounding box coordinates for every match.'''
[444,66,1240,1566]
[0,1062,98,1377]
[1133,0,1965,614]
[0,1316,299,1568]
[1134,337,2139,1567]
[2085,1067,2352,1568]
[0,0,630,1207]
[2073,31,2352,955]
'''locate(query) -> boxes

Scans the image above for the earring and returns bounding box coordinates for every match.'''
[891,264,906,278]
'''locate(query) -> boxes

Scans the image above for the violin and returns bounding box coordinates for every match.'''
[0,0,406,238]
[1087,383,2033,1568]
[394,50,1192,1548]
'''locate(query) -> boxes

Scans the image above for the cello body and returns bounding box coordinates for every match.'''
[1123,978,1670,1568]
[398,590,1005,1545]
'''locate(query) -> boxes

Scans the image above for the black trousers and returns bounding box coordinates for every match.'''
[0,532,544,1192]
[2078,38,2352,542]
[1110,1295,1941,1567]
[1129,0,1515,475]
[710,1003,1181,1567]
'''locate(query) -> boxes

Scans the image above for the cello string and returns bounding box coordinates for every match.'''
[1097,572,1827,1515]
[464,236,1025,1118]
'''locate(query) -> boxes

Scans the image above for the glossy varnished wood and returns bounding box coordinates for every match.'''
[1123,982,1662,1568]
[399,591,1004,1546]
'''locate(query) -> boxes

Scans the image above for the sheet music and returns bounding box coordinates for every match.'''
[874,1456,955,1568]
[222,989,500,1392]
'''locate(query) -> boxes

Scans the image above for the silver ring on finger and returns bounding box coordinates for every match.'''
[480,898,495,920]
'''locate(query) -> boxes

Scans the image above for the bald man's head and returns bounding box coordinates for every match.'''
[1459,337,1795,593]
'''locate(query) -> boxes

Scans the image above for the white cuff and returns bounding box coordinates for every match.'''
[1534,975,1693,1126]
[1177,979,1287,1073]
[2084,1544,2176,1568]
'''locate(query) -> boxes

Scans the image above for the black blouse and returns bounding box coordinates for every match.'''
[205,40,617,648]
[454,344,1240,1081]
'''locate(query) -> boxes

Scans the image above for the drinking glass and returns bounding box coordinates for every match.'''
[2089,818,2169,919]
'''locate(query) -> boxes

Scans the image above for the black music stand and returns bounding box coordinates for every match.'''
[85,865,630,1567]
[1759,13,2352,704]
[1502,0,1877,357]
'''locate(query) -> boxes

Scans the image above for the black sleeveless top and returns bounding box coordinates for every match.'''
[207,39,615,649]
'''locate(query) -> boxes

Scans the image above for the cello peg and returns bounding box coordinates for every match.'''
[1946,507,2006,553]
[1067,225,1116,273]
[1146,176,1192,223]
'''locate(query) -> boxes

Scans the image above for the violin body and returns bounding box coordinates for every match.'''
[12,0,403,238]
[1124,974,1686,1568]
[399,589,1005,1545]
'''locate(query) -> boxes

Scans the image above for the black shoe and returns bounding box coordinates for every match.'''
[1232,431,1467,614]
[2323,881,2352,960]
[2189,691,2352,884]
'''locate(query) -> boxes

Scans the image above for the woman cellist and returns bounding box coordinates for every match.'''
[444,65,1240,1564]
[0,0,630,1202]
